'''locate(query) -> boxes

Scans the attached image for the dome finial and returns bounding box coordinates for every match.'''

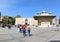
[49,12,52,14]
[42,10,46,13]
[37,12,41,15]
[49,12,53,15]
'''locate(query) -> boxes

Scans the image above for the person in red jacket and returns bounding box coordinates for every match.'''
[22,24,27,37]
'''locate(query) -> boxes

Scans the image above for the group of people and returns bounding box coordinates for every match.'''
[18,23,31,37]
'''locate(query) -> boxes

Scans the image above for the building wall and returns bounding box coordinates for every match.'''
[15,17,59,27]
[52,18,57,25]
[0,16,3,21]
[52,18,60,26]
[15,18,38,26]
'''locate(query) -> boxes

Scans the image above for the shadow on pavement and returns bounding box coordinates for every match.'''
[50,40,60,42]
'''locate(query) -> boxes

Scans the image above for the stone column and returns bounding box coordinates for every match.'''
[38,19,41,25]
[50,19,52,25]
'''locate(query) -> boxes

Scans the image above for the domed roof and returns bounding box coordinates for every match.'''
[41,11,49,15]
[42,11,46,13]
[36,11,54,16]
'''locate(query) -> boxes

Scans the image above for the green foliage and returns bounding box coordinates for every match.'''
[2,16,15,25]
[8,16,15,25]
[15,15,21,18]
[2,14,21,26]
[2,16,8,24]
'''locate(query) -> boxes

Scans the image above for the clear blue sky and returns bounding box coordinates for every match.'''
[0,0,60,19]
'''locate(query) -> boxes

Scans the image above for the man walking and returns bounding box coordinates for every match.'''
[22,24,27,37]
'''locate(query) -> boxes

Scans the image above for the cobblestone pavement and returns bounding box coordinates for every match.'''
[0,26,60,42]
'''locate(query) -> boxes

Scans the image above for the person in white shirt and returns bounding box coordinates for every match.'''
[27,24,31,37]
[17,24,20,32]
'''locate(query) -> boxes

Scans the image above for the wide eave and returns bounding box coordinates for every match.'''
[34,15,56,20]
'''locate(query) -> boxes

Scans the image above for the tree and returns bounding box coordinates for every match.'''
[11,17,15,25]
[8,16,13,24]
[2,16,15,25]
[2,16,9,26]
[7,16,15,25]
[13,15,22,25]
[2,16,8,23]
[15,15,21,18]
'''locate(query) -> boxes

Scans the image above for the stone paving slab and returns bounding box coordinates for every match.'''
[0,34,13,41]
[0,27,60,42]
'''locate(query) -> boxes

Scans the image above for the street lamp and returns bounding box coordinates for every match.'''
[59,16,60,25]
[0,12,1,26]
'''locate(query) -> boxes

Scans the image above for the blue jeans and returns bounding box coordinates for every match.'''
[28,30,30,37]
[23,29,26,37]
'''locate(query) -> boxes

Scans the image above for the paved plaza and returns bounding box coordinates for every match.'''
[0,26,60,42]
